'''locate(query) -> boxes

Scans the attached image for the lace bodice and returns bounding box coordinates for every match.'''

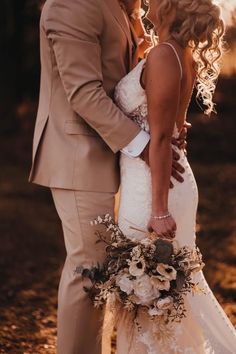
[114,57,180,139]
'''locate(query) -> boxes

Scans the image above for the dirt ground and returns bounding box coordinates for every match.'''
[0,113,236,353]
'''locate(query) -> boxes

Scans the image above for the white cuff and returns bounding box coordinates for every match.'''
[121,130,150,157]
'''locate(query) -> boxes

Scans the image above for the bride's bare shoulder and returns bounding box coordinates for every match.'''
[145,43,182,81]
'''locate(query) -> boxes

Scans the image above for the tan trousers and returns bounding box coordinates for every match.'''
[51,188,115,354]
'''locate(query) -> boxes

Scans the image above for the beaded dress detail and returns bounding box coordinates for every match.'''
[113,53,236,353]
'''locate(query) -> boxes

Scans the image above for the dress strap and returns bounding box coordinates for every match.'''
[161,42,183,79]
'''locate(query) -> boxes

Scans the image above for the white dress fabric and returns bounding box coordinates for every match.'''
[113,48,236,353]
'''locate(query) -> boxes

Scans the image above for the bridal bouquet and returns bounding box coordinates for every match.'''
[74,214,205,326]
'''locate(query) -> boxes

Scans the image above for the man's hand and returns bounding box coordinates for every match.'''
[139,122,191,188]
[140,143,185,188]
[172,122,191,155]
[169,150,185,188]
[169,122,191,187]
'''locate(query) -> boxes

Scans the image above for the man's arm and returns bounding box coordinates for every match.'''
[122,130,150,157]
[43,0,141,153]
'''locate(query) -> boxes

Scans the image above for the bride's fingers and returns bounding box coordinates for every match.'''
[158,233,167,239]
[147,222,153,233]
[165,219,176,239]
[166,230,175,240]
[161,222,171,239]
[161,224,173,239]
[147,218,177,240]
[170,220,177,232]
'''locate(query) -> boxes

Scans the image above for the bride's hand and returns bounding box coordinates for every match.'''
[147,214,177,240]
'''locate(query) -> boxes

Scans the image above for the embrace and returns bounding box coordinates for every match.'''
[29,0,236,353]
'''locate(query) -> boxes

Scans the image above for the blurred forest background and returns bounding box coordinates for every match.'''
[0,0,236,353]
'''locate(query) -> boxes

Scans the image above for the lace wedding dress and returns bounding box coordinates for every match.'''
[113,44,236,354]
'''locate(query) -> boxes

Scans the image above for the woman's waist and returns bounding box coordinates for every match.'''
[120,151,192,180]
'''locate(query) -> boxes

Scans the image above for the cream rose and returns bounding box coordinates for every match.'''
[116,273,134,295]
[133,274,160,305]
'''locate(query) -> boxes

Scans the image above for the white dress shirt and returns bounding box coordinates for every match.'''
[121,130,150,157]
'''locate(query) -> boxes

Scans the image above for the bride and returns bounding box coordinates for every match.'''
[112,0,236,353]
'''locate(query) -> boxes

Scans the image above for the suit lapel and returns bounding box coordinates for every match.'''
[129,20,139,68]
[104,0,133,70]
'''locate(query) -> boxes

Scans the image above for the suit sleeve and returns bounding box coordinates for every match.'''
[43,0,141,153]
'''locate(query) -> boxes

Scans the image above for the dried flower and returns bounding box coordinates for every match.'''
[131,245,142,258]
[156,263,177,281]
[76,214,205,331]
[133,274,160,305]
[128,258,146,277]
[155,296,174,310]
[116,273,134,295]
[148,307,164,317]
[151,275,170,291]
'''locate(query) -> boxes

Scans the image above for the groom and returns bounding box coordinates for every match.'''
[29,0,187,353]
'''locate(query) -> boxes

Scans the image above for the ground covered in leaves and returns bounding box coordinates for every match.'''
[0,113,235,353]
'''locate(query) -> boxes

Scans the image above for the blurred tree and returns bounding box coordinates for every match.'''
[0,0,41,133]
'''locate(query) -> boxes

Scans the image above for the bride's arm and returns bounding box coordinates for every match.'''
[145,45,181,239]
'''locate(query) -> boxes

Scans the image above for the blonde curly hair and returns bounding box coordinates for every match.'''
[145,0,225,115]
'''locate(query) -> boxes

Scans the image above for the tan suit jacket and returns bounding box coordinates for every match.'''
[29,0,141,192]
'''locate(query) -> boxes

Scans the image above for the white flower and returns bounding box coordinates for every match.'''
[148,307,164,316]
[128,258,146,277]
[107,224,114,231]
[140,237,153,246]
[155,296,174,310]
[112,242,118,248]
[116,273,134,295]
[105,214,112,221]
[151,275,170,291]
[156,263,177,281]
[131,245,142,259]
[97,216,103,224]
[133,274,160,305]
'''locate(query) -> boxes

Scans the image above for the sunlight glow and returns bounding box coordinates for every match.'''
[215,0,236,25]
